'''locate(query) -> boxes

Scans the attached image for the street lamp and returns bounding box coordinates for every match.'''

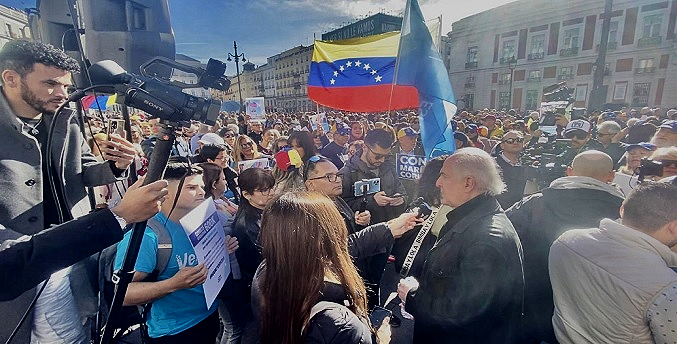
[507,56,517,110]
[227,41,246,112]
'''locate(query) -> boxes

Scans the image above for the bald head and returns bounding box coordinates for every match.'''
[568,150,614,182]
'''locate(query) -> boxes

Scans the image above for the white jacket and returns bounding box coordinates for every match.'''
[549,218,677,344]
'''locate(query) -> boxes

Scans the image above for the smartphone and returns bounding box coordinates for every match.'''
[369,306,392,328]
[107,119,125,139]
[354,178,381,197]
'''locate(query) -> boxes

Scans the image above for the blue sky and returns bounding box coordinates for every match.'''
[2,0,516,70]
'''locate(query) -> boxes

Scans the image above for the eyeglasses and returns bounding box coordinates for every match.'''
[224,133,235,138]
[659,159,677,168]
[307,173,342,182]
[366,145,388,160]
[240,142,253,148]
[597,132,615,137]
[564,131,588,140]
[502,137,524,144]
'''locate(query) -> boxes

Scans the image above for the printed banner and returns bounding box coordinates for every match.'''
[396,154,427,180]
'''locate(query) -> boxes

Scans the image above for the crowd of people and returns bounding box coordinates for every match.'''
[1,39,677,344]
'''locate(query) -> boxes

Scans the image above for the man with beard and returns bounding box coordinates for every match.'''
[0,40,135,343]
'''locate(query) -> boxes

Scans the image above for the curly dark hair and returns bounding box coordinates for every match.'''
[0,40,80,76]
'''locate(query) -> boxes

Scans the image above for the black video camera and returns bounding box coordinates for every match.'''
[89,57,231,126]
[637,158,663,182]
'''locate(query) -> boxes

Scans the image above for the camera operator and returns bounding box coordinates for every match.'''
[560,119,604,165]
[0,40,137,343]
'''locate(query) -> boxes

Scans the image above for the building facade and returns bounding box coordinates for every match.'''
[0,5,30,48]
[272,45,314,113]
[447,0,677,112]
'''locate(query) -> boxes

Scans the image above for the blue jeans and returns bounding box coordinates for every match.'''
[218,278,249,344]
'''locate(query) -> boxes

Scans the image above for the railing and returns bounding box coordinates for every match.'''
[464,82,475,89]
[465,61,478,69]
[638,36,662,48]
[635,67,656,74]
[557,73,573,80]
[527,52,544,60]
[527,76,541,82]
[559,47,579,57]
[498,79,512,85]
[596,41,617,51]
[500,56,517,65]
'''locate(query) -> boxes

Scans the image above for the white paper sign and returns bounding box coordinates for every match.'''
[245,97,265,121]
[179,199,229,309]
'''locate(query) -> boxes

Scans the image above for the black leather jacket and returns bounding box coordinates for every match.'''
[406,195,525,344]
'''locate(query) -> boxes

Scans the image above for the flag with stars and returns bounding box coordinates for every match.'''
[395,0,457,157]
[308,32,419,112]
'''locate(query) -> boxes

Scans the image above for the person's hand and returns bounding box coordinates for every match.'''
[101,134,136,170]
[373,191,390,206]
[169,263,207,290]
[225,235,239,254]
[387,212,423,238]
[532,129,543,138]
[111,177,168,224]
[375,316,391,344]
[388,194,405,207]
[612,127,629,143]
[354,210,371,226]
[397,276,419,301]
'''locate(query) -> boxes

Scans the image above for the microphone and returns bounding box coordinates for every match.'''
[88,60,134,85]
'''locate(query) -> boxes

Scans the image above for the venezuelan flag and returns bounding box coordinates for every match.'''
[308,32,418,112]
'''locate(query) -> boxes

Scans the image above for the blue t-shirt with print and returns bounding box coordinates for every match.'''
[114,212,217,338]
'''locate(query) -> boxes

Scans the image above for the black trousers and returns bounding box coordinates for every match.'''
[146,311,219,344]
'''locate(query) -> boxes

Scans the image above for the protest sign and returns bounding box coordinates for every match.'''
[179,199,229,309]
[396,154,427,180]
[245,97,265,122]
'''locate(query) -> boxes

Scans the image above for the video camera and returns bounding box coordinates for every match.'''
[88,56,231,126]
[520,132,569,189]
[638,158,663,182]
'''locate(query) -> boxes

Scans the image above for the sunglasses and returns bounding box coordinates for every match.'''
[502,137,524,144]
[564,131,588,140]
[659,159,677,168]
[224,133,235,138]
[366,145,388,160]
[307,173,342,183]
[240,142,253,148]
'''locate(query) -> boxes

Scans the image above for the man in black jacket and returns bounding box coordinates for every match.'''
[506,150,624,344]
[398,147,525,344]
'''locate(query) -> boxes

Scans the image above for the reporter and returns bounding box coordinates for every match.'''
[0,177,168,301]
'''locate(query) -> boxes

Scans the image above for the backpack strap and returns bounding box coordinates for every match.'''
[145,216,173,282]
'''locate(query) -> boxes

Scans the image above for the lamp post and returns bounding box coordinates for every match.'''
[227,41,246,113]
[507,56,517,110]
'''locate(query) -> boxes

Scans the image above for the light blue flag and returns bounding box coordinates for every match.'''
[395,0,457,158]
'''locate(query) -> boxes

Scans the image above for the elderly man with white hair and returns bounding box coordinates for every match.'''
[398,147,525,344]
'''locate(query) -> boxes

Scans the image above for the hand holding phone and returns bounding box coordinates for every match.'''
[369,306,392,328]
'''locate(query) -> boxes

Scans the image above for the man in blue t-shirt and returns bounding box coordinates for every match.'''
[114,163,218,343]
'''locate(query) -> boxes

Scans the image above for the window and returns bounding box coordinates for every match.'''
[501,40,516,61]
[528,34,545,60]
[575,85,588,102]
[131,4,147,30]
[528,70,542,81]
[631,82,651,106]
[636,58,655,73]
[465,75,475,88]
[559,66,574,79]
[467,46,478,63]
[643,14,662,38]
[499,91,511,109]
[563,28,580,49]
[526,90,539,110]
[608,21,619,43]
[613,82,627,100]
[464,94,474,109]
[499,73,512,85]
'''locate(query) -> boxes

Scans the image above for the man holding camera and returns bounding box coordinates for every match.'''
[560,119,604,165]
[506,150,624,343]
[0,40,138,343]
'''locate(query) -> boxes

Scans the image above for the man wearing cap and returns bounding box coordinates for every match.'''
[392,127,425,156]
[321,124,351,169]
[651,120,677,148]
[560,119,604,165]
[482,114,504,138]
[507,150,624,343]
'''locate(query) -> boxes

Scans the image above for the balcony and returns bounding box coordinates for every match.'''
[638,36,662,48]
[557,73,573,80]
[604,68,611,76]
[596,41,617,51]
[498,79,512,85]
[559,47,579,57]
[527,76,541,82]
[635,66,656,74]
[465,61,478,69]
[527,52,544,61]
[500,56,517,65]
[464,82,475,89]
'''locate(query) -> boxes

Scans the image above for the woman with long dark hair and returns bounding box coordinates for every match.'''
[194,143,240,203]
[256,191,390,343]
[288,130,317,163]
